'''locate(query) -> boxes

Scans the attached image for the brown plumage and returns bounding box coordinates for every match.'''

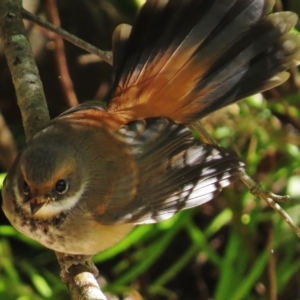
[2,0,300,255]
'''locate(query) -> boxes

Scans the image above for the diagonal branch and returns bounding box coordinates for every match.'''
[192,121,300,239]
[22,8,113,65]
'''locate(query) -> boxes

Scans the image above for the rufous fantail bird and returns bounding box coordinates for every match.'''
[2,0,300,255]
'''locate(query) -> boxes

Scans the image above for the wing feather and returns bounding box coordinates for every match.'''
[96,118,244,224]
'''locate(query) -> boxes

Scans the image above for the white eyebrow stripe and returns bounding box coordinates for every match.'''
[14,182,87,218]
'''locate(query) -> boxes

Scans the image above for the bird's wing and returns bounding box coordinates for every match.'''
[96,118,244,225]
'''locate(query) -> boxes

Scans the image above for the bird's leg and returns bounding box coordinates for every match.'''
[55,252,99,283]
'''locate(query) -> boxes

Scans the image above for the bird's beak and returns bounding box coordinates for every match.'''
[30,200,45,215]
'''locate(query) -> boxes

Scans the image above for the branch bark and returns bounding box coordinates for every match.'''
[0,0,49,141]
[56,253,107,300]
[0,1,105,299]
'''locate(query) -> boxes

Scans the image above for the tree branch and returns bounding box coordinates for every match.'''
[56,253,106,300]
[0,1,105,299]
[0,0,49,141]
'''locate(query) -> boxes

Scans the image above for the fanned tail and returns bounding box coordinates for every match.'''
[107,0,300,124]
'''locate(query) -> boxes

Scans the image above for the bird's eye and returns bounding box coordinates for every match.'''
[55,179,68,194]
[22,181,30,196]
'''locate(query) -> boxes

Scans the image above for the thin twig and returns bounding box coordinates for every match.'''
[46,0,78,107]
[192,121,218,145]
[240,172,300,239]
[274,0,283,12]
[0,113,17,170]
[191,121,300,239]
[21,8,113,65]
[78,54,102,65]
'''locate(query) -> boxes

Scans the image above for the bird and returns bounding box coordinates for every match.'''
[2,0,300,256]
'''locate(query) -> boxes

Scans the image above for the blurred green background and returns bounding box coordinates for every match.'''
[1,0,300,299]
